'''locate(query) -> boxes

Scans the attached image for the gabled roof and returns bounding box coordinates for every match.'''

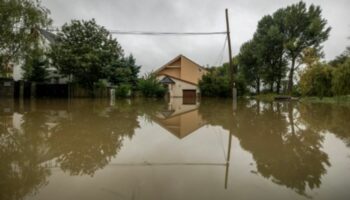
[39,29,57,43]
[159,76,175,84]
[157,74,198,86]
[154,54,207,74]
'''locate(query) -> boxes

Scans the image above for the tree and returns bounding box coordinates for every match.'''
[0,0,51,77]
[299,63,333,98]
[283,1,331,93]
[332,58,350,95]
[50,19,138,92]
[137,73,166,98]
[22,47,49,82]
[329,47,350,67]
[238,40,262,94]
[199,69,231,97]
[108,54,140,88]
[253,14,287,93]
[299,47,321,68]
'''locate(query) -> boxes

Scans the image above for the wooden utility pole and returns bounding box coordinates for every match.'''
[224,9,236,189]
[225,9,237,102]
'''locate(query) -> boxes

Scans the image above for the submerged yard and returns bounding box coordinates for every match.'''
[1,98,350,200]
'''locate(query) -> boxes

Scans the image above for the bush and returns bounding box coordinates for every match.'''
[115,84,131,98]
[137,73,166,98]
[199,69,246,97]
[199,73,231,97]
[332,58,350,95]
[299,63,333,98]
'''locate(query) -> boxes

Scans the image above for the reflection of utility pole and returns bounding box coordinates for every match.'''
[224,130,232,189]
[225,84,237,189]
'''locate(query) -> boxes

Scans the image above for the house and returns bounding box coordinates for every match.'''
[155,55,208,98]
[12,29,68,84]
[152,98,206,139]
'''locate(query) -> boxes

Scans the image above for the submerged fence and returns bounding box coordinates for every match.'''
[0,79,110,99]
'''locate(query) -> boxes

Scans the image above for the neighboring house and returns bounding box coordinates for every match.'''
[152,98,206,139]
[12,29,68,84]
[155,55,208,98]
[38,29,68,84]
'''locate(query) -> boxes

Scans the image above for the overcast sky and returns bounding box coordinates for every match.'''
[42,0,350,75]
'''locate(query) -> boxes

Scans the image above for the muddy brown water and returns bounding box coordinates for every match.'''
[1,98,350,200]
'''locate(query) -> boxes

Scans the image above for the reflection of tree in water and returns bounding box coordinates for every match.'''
[0,99,141,199]
[48,99,140,176]
[0,114,51,200]
[199,99,330,197]
[299,103,350,147]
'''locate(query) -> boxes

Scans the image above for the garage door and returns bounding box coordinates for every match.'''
[183,90,196,98]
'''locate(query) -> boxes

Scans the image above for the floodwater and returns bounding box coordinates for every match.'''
[1,98,350,200]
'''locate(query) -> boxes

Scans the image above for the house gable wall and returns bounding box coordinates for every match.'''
[180,56,206,85]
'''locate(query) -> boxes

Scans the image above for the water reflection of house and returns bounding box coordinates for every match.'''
[152,98,206,139]
[0,101,14,133]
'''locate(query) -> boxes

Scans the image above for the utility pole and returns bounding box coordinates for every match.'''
[225,8,237,103]
[224,9,236,189]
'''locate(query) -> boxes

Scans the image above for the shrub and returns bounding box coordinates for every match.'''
[332,58,350,95]
[199,70,246,97]
[299,63,333,98]
[199,72,231,97]
[115,84,131,98]
[137,73,166,98]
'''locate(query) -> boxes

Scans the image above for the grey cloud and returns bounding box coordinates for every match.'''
[42,0,350,75]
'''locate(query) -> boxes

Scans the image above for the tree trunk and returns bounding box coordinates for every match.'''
[256,78,260,95]
[276,78,281,94]
[270,82,274,93]
[287,57,296,94]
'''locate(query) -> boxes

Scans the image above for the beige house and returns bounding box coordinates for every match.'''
[155,55,208,98]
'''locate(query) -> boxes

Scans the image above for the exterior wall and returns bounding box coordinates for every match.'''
[179,109,205,137]
[170,59,181,67]
[158,68,181,79]
[167,97,200,114]
[157,75,199,97]
[180,56,207,84]
[154,98,205,138]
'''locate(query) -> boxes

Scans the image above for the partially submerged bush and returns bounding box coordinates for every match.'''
[199,73,231,97]
[332,58,350,96]
[299,63,333,98]
[115,84,131,98]
[137,73,166,98]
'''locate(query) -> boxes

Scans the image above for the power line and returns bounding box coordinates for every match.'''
[214,35,228,66]
[45,27,226,36]
[108,30,227,36]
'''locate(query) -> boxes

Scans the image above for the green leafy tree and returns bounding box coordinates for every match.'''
[199,69,231,97]
[0,0,51,77]
[283,1,331,93]
[254,15,287,93]
[329,47,350,67]
[299,63,333,98]
[137,73,166,98]
[22,47,49,82]
[200,60,246,97]
[332,58,350,95]
[238,40,262,94]
[50,19,138,92]
[108,54,140,88]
